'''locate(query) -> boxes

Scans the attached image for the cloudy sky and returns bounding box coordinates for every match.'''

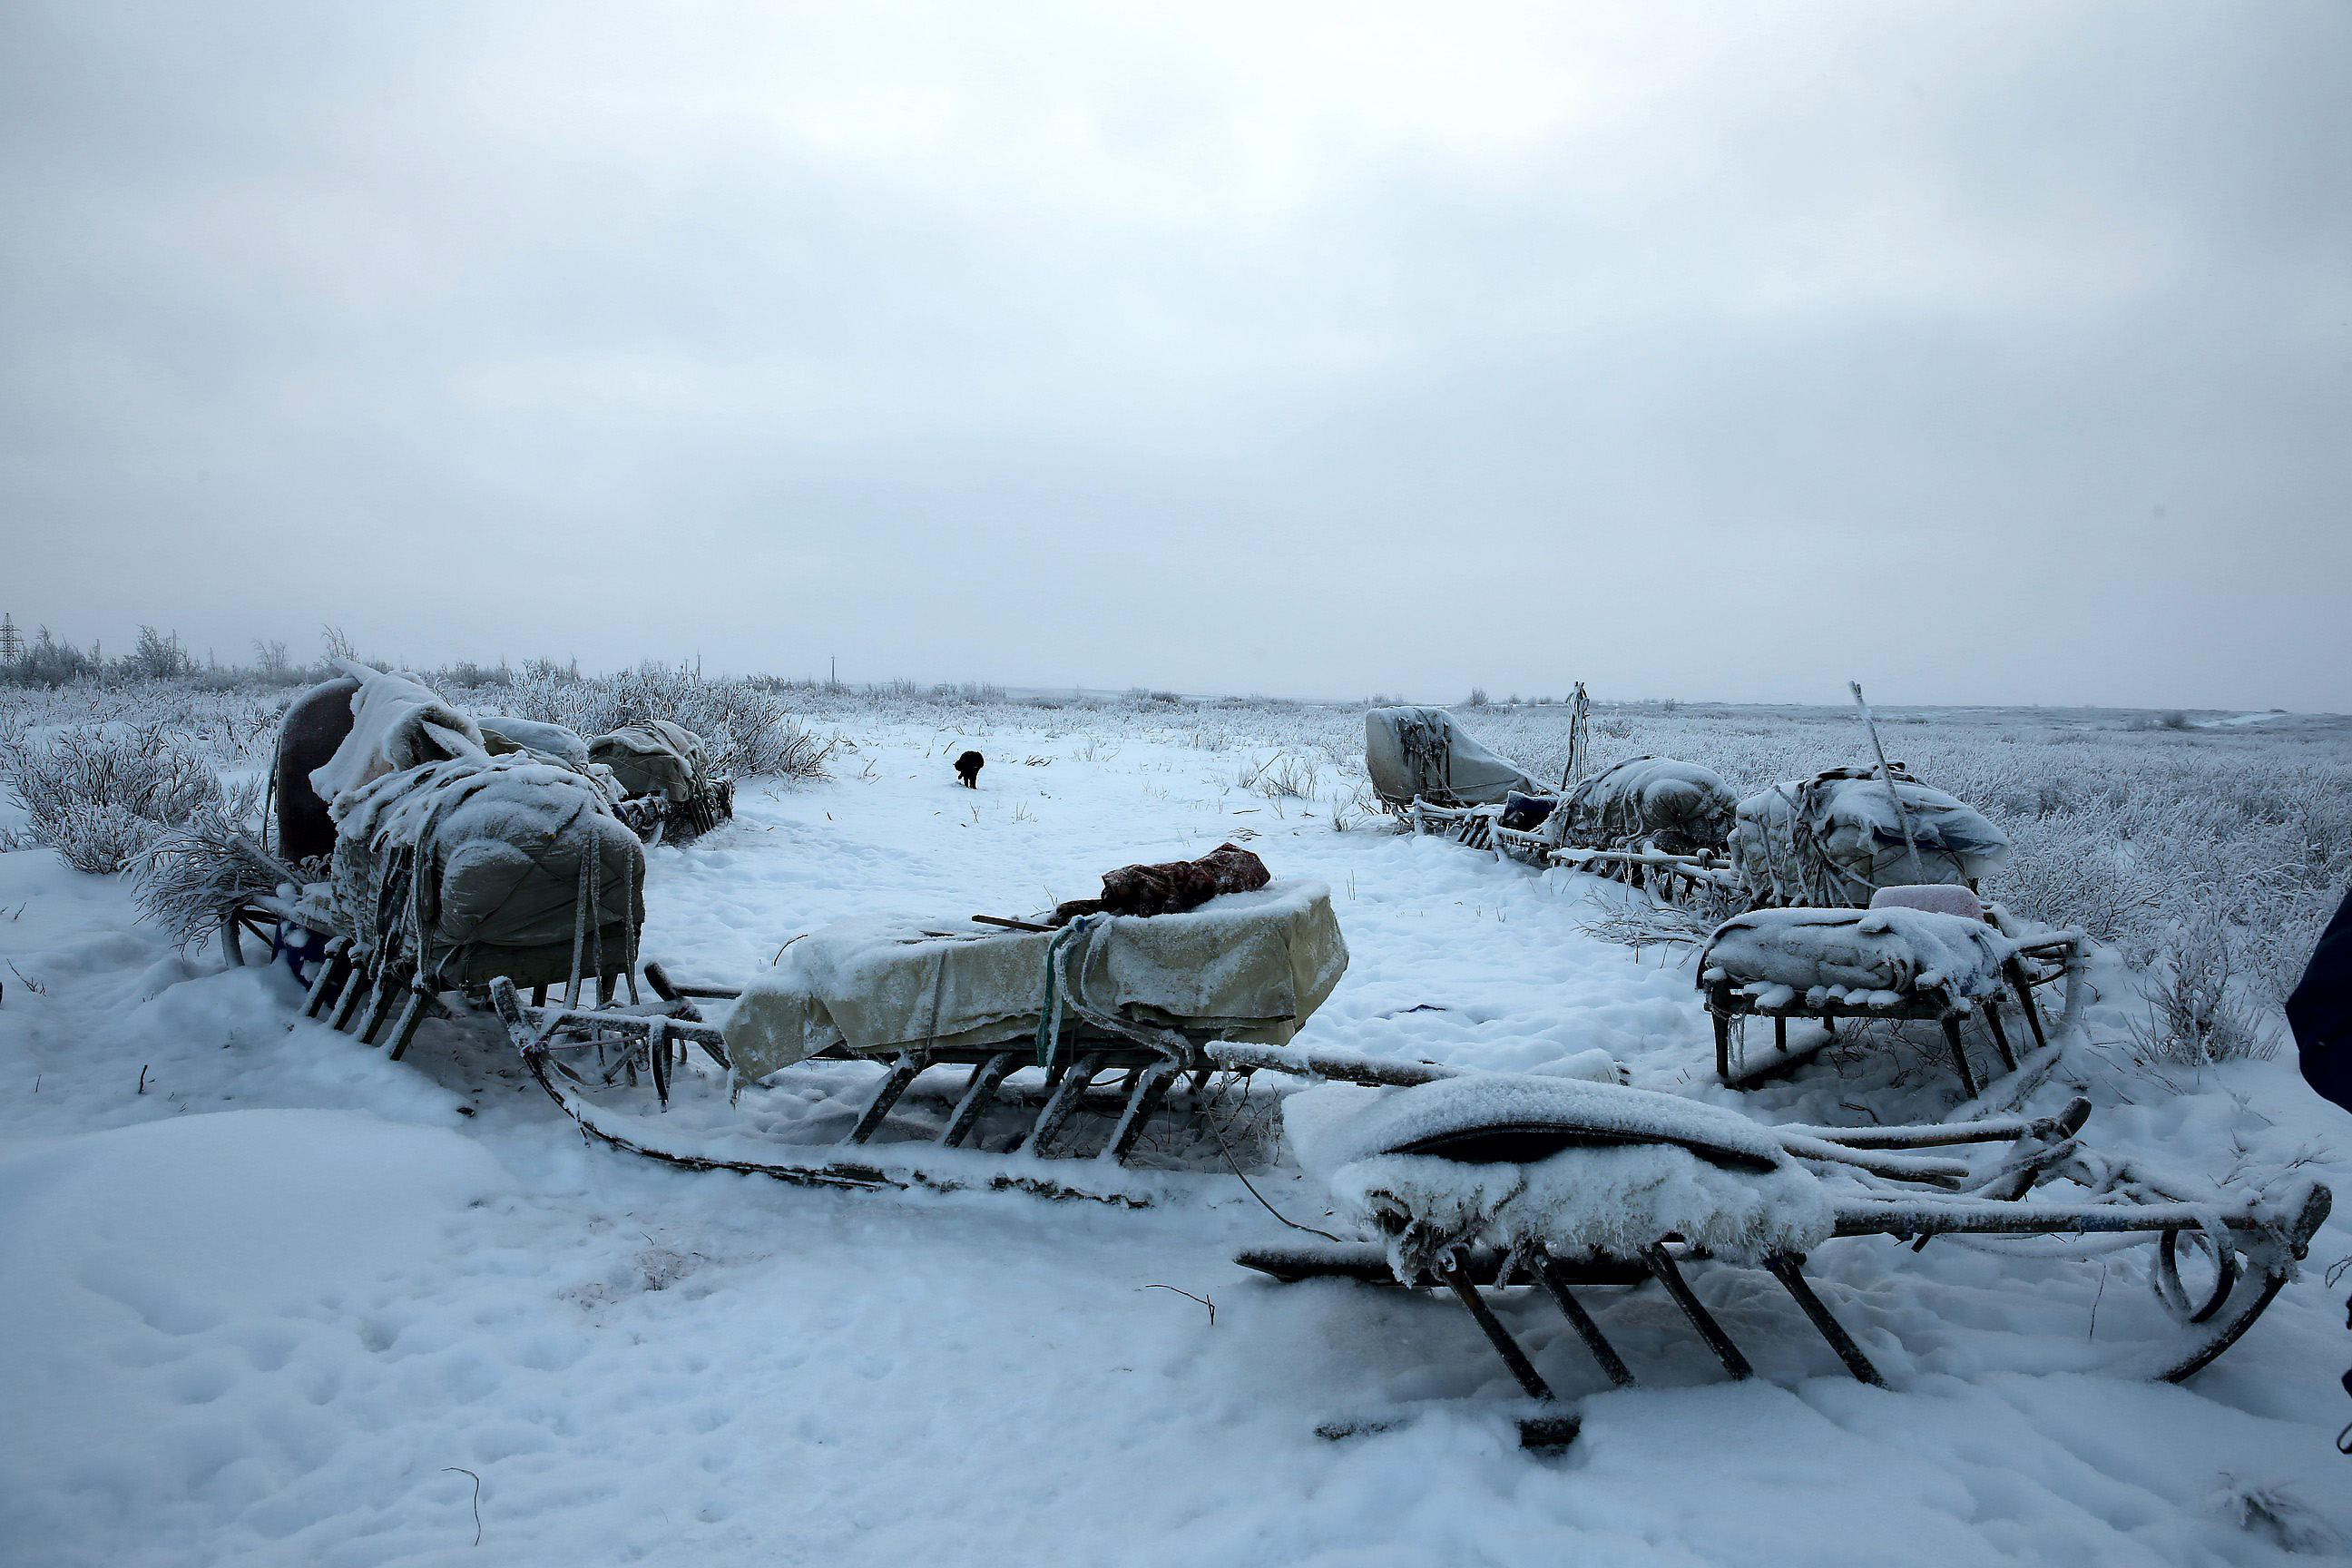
[4,1,2346,708]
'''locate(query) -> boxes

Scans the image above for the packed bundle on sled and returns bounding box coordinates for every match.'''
[1367,707,1539,812]
[284,756,649,1056]
[483,867,1485,1197]
[1730,765,2009,909]
[1695,902,2053,1093]
[1536,757,1740,898]
[476,715,594,770]
[588,720,734,843]
[149,664,514,975]
[1242,1073,2329,1448]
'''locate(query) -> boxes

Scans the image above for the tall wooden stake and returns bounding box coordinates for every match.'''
[1849,681,1924,880]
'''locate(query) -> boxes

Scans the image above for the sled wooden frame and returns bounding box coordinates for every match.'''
[485,966,1469,1197]
[1405,798,1735,904]
[1240,1109,2333,1449]
[226,890,633,1064]
[1704,931,2081,1095]
[612,776,736,846]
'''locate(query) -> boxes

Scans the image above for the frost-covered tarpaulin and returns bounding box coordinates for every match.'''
[722,880,1348,1079]
[328,757,645,989]
[1555,756,1737,853]
[1364,707,1538,808]
[477,716,593,770]
[1699,906,2017,1005]
[1732,768,2010,906]
[1287,1075,1833,1280]
[588,720,710,803]
[306,662,486,803]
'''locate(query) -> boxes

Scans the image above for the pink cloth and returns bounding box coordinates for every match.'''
[1869,883,1984,922]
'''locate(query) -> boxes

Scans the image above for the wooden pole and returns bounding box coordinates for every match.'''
[1848,681,1924,881]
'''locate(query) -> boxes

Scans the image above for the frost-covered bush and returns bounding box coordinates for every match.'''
[501,662,832,779]
[1,725,233,874]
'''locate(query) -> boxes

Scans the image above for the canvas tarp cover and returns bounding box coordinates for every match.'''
[1365,707,1538,808]
[478,716,593,770]
[1556,756,1737,853]
[720,880,1350,1080]
[328,757,646,987]
[1731,769,2011,907]
[308,662,486,804]
[588,720,710,803]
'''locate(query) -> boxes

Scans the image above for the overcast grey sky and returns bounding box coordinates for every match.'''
[4,1,2347,708]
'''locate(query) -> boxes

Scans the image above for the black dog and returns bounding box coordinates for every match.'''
[955,750,985,789]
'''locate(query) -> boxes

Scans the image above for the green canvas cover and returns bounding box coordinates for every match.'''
[720,880,1350,1081]
[587,720,710,803]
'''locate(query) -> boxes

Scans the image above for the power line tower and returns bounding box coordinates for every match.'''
[0,613,21,665]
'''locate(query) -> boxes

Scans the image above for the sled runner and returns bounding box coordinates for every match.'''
[1241,1074,2332,1448]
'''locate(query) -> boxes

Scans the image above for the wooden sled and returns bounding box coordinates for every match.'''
[229,890,636,1064]
[485,966,1462,1203]
[1405,799,1735,907]
[1241,1096,2331,1448]
[612,777,735,846]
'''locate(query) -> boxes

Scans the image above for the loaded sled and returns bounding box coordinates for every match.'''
[475,879,1472,1199]
[1242,1073,2332,1448]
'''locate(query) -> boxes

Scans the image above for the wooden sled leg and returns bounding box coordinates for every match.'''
[1024,1050,1106,1157]
[328,962,374,1033]
[303,946,351,1019]
[1940,1015,1979,1099]
[1535,1257,1638,1388]
[1763,1255,1886,1387]
[941,1052,1017,1148]
[383,987,432,1062]
[2007,961,2049,1053]
[1100,1062,1179,1165]
[1645,1245,1752,1380]
[842,1052,929,1145]
[1435,1250,1580,1448]
[358,967,405,1045]
[1983,1002,2018,1073]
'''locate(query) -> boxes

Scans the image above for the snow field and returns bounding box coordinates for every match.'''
[2,723,2349,1565]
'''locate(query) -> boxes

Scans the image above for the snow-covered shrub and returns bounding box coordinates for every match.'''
[132,789,283,947]
[0,625,102,688]
[2123,916,2275,1066]
[1242,751,1319,800]
[501,662,830,779]
[1,725,230,874]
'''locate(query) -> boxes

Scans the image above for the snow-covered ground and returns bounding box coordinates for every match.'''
[4,723,2349,1565]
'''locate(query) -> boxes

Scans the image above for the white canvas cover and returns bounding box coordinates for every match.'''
[307,662,486,804]
[1364,707,1538,808]
[721,880,1349,1081]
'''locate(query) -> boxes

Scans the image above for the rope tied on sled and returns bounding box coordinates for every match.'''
[1033,919,1093,1070]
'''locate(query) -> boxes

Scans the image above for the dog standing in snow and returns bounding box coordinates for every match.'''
[955,750,985,789]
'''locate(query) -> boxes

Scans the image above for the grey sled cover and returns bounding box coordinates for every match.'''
[1364,707,1538,808]
[720,880,1348,1081]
